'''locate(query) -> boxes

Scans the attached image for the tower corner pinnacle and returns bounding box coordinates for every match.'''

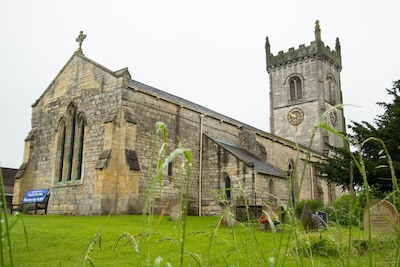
[314,20,321,41]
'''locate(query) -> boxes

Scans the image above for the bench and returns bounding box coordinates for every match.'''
[10,189,50,215]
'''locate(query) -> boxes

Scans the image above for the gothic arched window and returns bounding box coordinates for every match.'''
[72,113,85,180]
[224,173,231,201]
[289,76,302,101]
[55,119,66,182]
[55,103,85,182]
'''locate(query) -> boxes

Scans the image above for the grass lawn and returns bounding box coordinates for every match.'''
[5,214,400,266]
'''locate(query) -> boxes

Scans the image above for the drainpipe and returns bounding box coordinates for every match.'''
[198,114,205,216]
[253,169,257,205]
[310,166,314,200]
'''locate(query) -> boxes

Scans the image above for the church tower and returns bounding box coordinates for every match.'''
[266,20,345,154]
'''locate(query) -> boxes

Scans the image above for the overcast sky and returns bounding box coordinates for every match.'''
[1,1,399,168]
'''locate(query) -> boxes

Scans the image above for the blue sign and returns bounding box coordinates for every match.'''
[22,189,49,203]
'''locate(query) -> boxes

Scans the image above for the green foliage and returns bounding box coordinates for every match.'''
[0,167,13,267]
[5,116,400,266]
[7,215,400,266]
[316,80,400,196]
[297,234,343,258]
[7,215,283,266]
[313,144,354,191]
[295,199,324,218]
[297,230,399,264]
[327,194,365,226]
[134,121,193,267]
[0,168,31,267]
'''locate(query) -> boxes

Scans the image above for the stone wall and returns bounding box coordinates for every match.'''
[201,135,254,215]
[14,54,129,215]
[13,52,340,216]
[267,37,345,155]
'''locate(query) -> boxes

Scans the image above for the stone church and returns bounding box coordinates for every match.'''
[12,21,345,216]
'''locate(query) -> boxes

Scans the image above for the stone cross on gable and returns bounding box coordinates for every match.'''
[76,31,86,55]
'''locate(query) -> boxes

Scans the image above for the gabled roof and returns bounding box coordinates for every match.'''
[33,52,131,108]
[33,52,323,158]
[213,138,287,178]
[129,79,256,130]
[128,79,322,158]
[1,167,17,186]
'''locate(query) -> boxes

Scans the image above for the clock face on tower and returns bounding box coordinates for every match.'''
[287,108,304,125]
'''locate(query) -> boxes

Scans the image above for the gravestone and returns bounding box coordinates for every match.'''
[312,211,328,228]
[363,199,398,233]
[300,203,314,231]
[299,204,328,230]
[236,196,245,205]
[168,198,184,221]
[169,202,182,221]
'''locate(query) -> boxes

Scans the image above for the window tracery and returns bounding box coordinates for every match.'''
[55,103,85,182]
[289,76,302,101]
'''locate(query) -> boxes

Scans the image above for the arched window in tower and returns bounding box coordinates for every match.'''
[224,173,231,201]
[55,103,85,182]
[327,76,336,103]
[289,76,302,101]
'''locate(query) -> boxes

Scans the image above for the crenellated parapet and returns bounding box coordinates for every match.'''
[266,20,342,72]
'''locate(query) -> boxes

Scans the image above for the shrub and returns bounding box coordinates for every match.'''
[328,194,366,226]
[297,234,343,258]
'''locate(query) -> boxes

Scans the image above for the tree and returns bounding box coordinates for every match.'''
[316,80,400,194]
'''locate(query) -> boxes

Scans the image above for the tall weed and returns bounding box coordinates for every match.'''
[6,113,400,266]
[115,122,192,266]
[0,167,30,267]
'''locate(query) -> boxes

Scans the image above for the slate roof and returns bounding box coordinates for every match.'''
[36,53,320,158]
[129,80,258,131]
[37,52,325,158]
[1,168,16,187]
[128,79,321,157]
[214,139,287,178]
[129,79,289,178]
[1,167,16,195]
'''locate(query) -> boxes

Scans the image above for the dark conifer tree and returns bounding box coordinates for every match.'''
[316,80,400,195]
